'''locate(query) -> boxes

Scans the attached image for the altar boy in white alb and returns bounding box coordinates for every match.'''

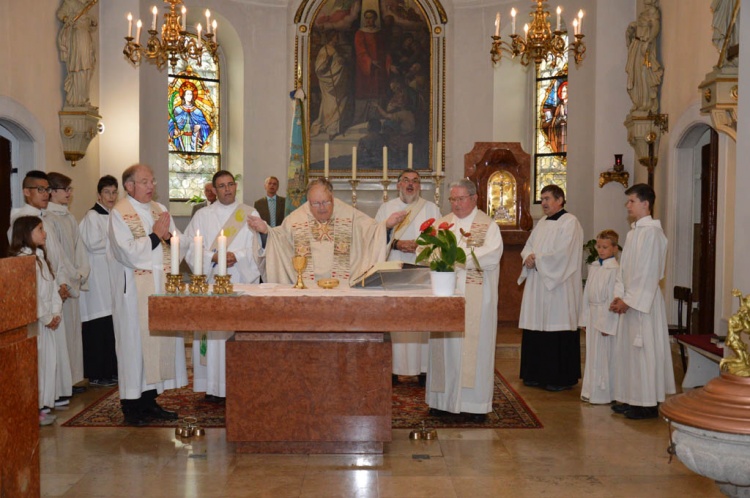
[426,179,503,422]
[184,170,263,402]
[375,169,441,384]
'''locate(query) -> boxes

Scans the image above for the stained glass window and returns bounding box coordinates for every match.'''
[167,43,220,201]
[533,39,568,203]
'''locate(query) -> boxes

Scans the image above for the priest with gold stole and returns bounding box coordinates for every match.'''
[427,179,503,422]
[108,164,187,425]
[247,178,407,286]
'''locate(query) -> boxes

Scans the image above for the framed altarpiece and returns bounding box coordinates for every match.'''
[294,0,447,178]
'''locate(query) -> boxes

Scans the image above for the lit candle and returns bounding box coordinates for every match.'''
[151,6,157,31]
[136,20,142,44]
[324,142,330,178]
[382,146,388,180]
[524,23,529,38]
[181,6,186,30]
[556,6,561,31]
[205,9,212,34]
[494,12,500,37]
[352,146,357,180]
[127,13,132,38]
[511,8,516,34]
[217,229,227,276]
[212,20,217,41]
[194,229,204,275]
[572,19,578,36]
[436,141,442,175]
[196,23,202,47]
[577,10,584,34]
[407,143,413,169]
[170,231,179,275]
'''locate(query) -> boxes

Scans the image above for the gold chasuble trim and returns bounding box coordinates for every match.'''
[114,198,176,386]
[208,204,253,251]
[291,213,354,283]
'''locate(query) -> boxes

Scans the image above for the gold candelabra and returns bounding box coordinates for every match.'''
[490,1,585,67]
[165,273,185,294]
[189,274,209,294]
[212,274,233,294]
[123,0,219,71]
[380,179,391,203]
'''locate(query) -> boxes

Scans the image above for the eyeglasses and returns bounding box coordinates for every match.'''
[399,177,421,184]
[310,200,332,208]
[26,186,52,194]
[130,179,157,187]
[215,182,236,190]
[448,195,475,203]
[52,187,74,193]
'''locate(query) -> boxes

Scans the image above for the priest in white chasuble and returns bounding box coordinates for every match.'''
[375,169,441,383]
[518,184,583,392]
[427,179,503,421]
[184,170,262,402]
[108,164,187,426]
[247,178,407,286]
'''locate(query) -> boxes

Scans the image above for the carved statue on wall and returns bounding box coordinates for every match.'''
[720,289,750,377]
[625,0,663,113]
[57,0,98,108]
[711,0,740,67]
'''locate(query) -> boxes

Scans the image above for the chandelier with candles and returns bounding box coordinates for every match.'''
[123,0,219,70]
[490,0,586,66]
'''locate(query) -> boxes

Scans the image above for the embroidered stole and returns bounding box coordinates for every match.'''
[291,212,353,283]
[430,216,489,393]
[208,204,252,251]
[391,197,427,240]
[114,198,175,385]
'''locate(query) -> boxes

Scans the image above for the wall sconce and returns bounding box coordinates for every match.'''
[599,154,629,188]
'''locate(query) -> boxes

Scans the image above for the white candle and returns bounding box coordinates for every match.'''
[352,146,357,180]
[136,20,142,44]
[436,141,442,175]
[324,143,330,178]
[196,23,202,47]
[194,229,203,275]
[556,7,561,31]
[181,6,186,30]
[170,231,179,275]
[407,143,413,169]
[382,146,388,180]
[217,229,227,276]
[127,13,133,38]
[511,8,516,34]
[212,20,217,41]
[205,9,212,34]
[572,19,578,36]
[151,6,157,31]
[494,12,500,37]
[577,10,584,34]
[524,23,529,38]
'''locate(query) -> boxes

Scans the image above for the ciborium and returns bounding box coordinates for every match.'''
[292,255,307,289]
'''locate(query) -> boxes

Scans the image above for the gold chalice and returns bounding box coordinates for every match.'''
[292,255,307,289]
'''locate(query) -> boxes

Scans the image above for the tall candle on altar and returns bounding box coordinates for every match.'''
[407,143,413,169]
[170,231,179,275]
[351,146,357,180]
[382,146,388,180]
[324,143,330,178]
[217,229,227,276]
[194,230,204,275]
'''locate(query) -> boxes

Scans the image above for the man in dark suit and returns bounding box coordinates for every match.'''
[254,176,285,228]
[191,182,216,217]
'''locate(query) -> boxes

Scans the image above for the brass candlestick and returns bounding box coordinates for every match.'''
[189,274,209,294]
[349,179,360,208]
[165,273,185,294]
[380,179,391,203]
[213,274,233,294]
[433,173,445,206]
[292,255,307,289]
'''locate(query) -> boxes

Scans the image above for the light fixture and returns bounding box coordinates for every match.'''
[599,154,629,188]
[490,1,585,66]
[123,0,218,71]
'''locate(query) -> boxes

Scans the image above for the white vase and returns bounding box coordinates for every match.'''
[430,271,456,297]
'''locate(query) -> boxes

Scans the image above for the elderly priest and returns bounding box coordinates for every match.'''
[247,178,407,285]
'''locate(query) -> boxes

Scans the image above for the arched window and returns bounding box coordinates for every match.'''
[167,42,220,201]
[533,39,568,202]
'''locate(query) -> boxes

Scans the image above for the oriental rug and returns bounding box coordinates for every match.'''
[62,371,542,429]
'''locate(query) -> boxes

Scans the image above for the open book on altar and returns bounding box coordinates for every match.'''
[350,261,431,289]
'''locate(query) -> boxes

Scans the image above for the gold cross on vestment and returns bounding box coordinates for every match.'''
[312,220,334,242]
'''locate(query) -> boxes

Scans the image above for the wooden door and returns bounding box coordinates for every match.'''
[0,137,11,257]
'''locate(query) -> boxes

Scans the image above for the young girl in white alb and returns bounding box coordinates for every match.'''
[10,216,67,425]
[579,230,620,404]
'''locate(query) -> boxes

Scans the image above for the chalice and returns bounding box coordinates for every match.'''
[292,255,307,289]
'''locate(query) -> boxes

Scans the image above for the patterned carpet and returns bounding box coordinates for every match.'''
[62,371,542,429]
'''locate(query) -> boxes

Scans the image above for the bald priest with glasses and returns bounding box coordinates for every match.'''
[247,178,407,286]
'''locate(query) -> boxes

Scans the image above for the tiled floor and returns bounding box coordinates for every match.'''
[40,332,722,497]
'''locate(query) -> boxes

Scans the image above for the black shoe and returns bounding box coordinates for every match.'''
[123,413,149,426]
[611,403,631,414]
[146,404,179,420]
[466,413,487,423]
[544,384,574,392]
[523,380,541,387]
[392,374,400,386]
[428,408,454,417]
[204,394,225,404]
[624,406,659,420]
[418,373,427,388]
[72,386,87,394]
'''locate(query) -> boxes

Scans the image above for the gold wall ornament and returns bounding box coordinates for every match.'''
[720,289,750,377]
[490,1,586,67]
[122,0,219,71]
[599,154,629,188]
[58,108,101,167]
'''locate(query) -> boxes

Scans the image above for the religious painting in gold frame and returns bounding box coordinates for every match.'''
[294,0,447,177]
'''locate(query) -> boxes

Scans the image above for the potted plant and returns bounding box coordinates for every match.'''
[415,218,480,296]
